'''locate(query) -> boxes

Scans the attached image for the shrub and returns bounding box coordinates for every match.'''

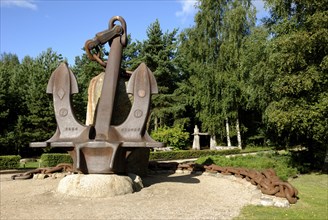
[149,148,241,161]
[40,153,73,167]
[0,155,21,169]
[195,152,298,181]
[151,125,190,150]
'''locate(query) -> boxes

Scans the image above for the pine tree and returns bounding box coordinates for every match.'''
[12,49,63,156]
[137,20,179,129]
[0,53,21,154]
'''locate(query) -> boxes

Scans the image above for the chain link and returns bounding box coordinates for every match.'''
[85,16,127,67]
[203,164,298,204]
[11,163,73,180]
[148,161,299,204]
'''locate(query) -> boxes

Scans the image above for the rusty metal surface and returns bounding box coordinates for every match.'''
[203,164,298,204]
[11,163,73,180]
[30,16,163,175]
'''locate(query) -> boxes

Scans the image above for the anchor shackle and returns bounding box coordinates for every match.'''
[85,16,127,66]
[109,16,127,47]
[85,25,122,51]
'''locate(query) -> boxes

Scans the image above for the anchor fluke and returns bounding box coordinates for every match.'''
[127,62,158,95]
[30,62,92,148]
[46,62,78,94]
[115,62,163,147]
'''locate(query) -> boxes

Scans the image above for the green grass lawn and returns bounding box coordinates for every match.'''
[19,161,40,169]
[235,173,328,220]
[241,146,273,153]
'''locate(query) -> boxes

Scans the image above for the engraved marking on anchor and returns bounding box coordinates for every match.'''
[138,90,145,98]
[57,88,65,100]
[134,109,143,118]
[59,108,68,117]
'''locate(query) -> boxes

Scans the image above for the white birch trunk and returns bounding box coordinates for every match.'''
[236,118,242,149]
[154,116,158,131]
[225,118,231,147]
[192,125,200,150]
[210,135,217,150]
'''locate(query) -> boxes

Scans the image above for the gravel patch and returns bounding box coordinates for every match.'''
[0,172,259,220]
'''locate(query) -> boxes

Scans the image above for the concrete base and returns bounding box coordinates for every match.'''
[57,174,141,198]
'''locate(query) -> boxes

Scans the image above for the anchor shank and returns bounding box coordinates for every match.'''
[94,36,123,140]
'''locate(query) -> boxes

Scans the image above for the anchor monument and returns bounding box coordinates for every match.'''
[30,16,164,175]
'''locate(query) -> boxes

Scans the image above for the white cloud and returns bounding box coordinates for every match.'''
[1,0,38,10]
[176,0,198,23]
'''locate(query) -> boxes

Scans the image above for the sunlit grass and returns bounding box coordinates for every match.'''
[241,146,273,153]
[19,161,40,169]
[235,173,328,220]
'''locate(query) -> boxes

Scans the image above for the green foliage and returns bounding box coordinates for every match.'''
[140,20,180,129]
[149,148,241,161]
[151,125,189,150]
[0,0,327,173]
[262,1,328,169]
[196,152,298,181]
[0,155,21,169]
[241,146,273,153]
[175,0,256,146]
[237,174,328,220]
[0,49,63,156]
[40,153,73,167]
[0,53,23,155]
[72,52,104,123]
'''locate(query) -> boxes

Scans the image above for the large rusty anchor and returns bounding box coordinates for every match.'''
[30,16,164,174]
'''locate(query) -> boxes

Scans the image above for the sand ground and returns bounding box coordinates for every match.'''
[0,172,259,220]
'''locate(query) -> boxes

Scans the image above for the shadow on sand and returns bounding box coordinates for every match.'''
[142,173,202,187]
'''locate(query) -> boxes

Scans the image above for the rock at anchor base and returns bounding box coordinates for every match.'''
[57,174,134,197]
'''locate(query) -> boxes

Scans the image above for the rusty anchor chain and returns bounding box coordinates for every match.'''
[148,162,299,204]
[11,163,73,180]
[203,164,299,204]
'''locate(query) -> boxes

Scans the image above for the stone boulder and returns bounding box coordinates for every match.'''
[57,174,136,197]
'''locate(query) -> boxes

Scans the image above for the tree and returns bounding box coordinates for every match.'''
[263,0,328,169]
[175,0,256,148]
[0,53,21,154]
[121,34,143,71]
[238,26,272,146]
[12,49,63,156]
[218,0,256,148]
[136,20,180,129]
[72,51,104,123]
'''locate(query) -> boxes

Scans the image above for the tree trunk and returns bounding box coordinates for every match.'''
[154,116,158,131]
[210,135,217,150]
[323,147,328,174]
[225,118,231,147]
[236,118,242,149]
[192,125,200,150]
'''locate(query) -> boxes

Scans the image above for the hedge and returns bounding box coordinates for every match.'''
[38,149,241,167]
[149,148,241,161]
[0,155,21,169]
[40,153,73,167]
[195,152,298,181]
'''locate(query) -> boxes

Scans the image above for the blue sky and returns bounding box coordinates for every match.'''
[1,0,268,65]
